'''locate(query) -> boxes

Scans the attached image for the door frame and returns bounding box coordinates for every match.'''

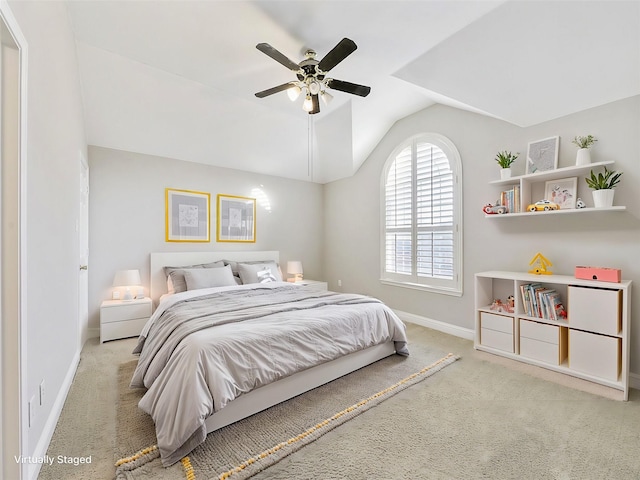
[0,1,28,479]
[78,154,89,350]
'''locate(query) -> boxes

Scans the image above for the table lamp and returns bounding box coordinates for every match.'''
[287,261,303,283]
[113,269,142,301]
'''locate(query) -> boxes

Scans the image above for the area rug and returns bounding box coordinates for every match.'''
[115,345,459,480]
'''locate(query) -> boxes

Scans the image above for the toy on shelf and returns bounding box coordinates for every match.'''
[529,252,553,275]
[489,297,514,314]
[526,200,560,212]
[483,203,507,215]
[576,198,586,209]
[507,295,515,311]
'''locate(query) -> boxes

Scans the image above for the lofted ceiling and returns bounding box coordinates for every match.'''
[67,0,640,184]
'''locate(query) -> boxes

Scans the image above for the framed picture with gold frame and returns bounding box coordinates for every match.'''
[216,194,256,243]
[165,188,210,242]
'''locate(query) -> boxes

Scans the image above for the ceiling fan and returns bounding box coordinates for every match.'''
[255,37,371,114]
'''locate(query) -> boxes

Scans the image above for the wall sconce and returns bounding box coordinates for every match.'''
[112,269,142,301]
[287,261,304,283]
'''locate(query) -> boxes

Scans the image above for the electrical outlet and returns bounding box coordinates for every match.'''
[338,279,342,287]
[39,380,45,406]
[29,396,36,427]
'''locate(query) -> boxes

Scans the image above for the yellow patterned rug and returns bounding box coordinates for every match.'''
[115,347,459,480]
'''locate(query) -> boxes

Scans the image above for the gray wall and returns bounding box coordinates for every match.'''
[8,0,88,465]
[88,146,324,331]
[324,96,640,372]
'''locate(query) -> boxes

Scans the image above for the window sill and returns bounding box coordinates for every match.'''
[380,279,462,297]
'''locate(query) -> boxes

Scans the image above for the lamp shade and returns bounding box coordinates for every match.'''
[112,269,141,287]
[287,261,303,275]
[287,85,301,101]
[302,95,313,112]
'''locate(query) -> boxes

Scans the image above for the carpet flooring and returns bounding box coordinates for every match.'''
[114,344,457,479]
[38,323,640,480]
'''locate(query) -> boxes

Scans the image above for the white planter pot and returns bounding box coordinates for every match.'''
[576,148,591,166]
[500,168,511,180]
[592,189,615,208]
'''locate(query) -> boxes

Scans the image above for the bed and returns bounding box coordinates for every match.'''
[132,251,409,466]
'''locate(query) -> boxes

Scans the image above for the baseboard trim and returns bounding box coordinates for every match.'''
[27,350,81,480]
[629,372,640,391]
[394,310,474,341]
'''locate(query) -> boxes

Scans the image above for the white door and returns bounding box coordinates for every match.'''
[78,156,89,348]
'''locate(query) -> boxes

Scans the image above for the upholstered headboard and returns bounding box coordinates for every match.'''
[149,251,280,308]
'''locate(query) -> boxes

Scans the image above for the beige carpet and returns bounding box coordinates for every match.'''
[38,324,640,480]
[114,345,459,479]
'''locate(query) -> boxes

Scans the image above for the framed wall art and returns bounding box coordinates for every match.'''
[165,188,210,242]
[544,177,578,209]
[216,194,256,243]
[526,136,559,174]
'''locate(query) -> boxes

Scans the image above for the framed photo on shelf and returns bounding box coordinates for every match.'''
[526,136,559,174]
[165,188,210,242]
[216,194,256,243]
[544,177,578,209]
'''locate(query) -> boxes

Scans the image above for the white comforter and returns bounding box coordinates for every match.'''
[130,282,408,466]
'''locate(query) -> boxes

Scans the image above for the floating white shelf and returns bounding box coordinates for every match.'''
[485,206,626,218]
[486,160,625,217]
[489,160,615,186]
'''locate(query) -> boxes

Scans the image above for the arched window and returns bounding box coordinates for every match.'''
[381,133,463,295]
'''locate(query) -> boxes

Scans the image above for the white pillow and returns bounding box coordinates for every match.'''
[237,262,282,284]
[183,265,237,291]
[164,260,225,293]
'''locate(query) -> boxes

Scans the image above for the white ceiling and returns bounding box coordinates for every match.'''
[67,0,640,183]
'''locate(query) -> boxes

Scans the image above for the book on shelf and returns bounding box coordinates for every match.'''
[499,185,520,213]
[519,283,566,321]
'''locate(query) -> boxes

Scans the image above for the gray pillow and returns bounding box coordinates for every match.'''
[164,260,225,293]
[183,265,237,291]
[237,262,282,285]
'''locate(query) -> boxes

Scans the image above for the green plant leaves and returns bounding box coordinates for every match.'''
[585,166,622,189]
[495,150,519,168]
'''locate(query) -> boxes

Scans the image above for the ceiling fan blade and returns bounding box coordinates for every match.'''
[310,94,320,114]
[255,83,293,98]
[327,78,371,97]
[256,43,301,72]
[317,38,357,73]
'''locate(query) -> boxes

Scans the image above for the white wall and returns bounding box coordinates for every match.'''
[324,96,640,372]
[87,146,324,332]
[7,0,87,476]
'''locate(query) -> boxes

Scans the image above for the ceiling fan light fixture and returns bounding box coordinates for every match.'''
[308,80,321,95]
[302,95,314,112]
[255,38,370,113]
[287,85,301,101]
[320,91,333,105]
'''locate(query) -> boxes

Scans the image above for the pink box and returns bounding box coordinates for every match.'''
[575,266,621,283]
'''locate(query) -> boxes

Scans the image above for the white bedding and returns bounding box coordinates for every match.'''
[130,282,408,466]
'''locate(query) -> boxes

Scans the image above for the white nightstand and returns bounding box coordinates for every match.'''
[100,297,152,343]
[296,279,328,292]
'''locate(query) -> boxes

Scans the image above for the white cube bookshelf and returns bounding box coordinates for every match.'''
[474,271,632,400]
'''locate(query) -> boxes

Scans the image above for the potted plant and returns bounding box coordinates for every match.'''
[495,151,518,179]
[585,166,622,208]
[572,135,597,166]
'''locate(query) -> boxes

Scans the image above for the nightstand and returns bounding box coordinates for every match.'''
[296,279,328,292]
[100,297,152,343]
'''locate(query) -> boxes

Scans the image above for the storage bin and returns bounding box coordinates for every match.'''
[480,312,514,353]
[569,329,620,381]
[519,319,567,365]
[568,286,621,336]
